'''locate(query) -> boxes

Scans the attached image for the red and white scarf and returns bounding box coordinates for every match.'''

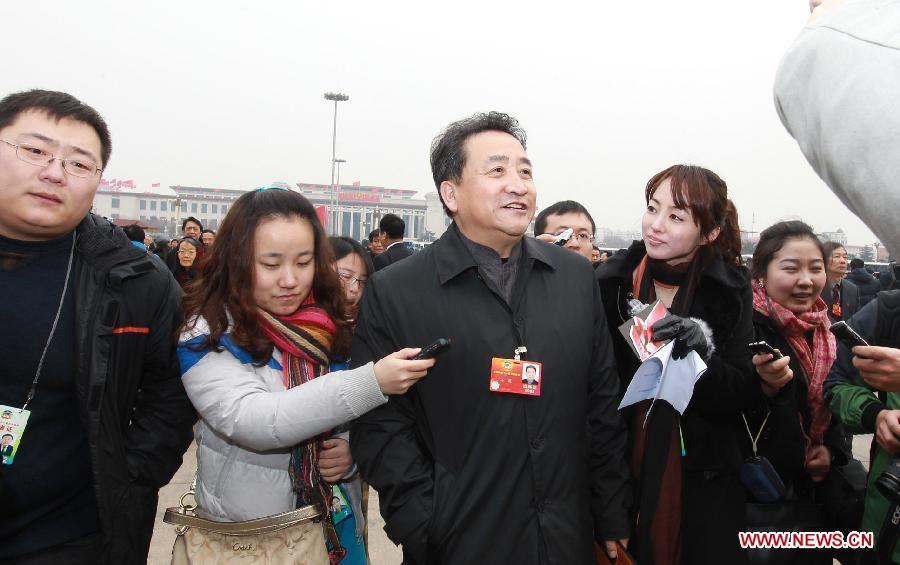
[752,282,836,444]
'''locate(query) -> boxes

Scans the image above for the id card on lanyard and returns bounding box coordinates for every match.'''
[0,407,30,465]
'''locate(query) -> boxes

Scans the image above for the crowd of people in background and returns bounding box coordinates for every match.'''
[4,2,900,563]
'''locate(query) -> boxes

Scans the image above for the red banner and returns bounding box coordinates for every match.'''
[339,191,381,203]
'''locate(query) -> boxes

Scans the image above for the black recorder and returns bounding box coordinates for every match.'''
[748,341,784,360]
[829,321,870,349]
[412,338,451,360]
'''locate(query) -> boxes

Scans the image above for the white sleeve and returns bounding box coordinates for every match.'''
[181,345,387,451]
[774,0,900,255]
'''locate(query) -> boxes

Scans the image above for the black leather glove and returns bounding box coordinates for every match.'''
[651,315,714,360]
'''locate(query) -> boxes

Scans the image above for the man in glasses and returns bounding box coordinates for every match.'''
[0,90,195,563]
[534,200,597,262]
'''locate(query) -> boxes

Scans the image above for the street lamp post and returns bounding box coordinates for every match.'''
[334,158,346,188]
[334,158,346,237]
[324,92,349,235]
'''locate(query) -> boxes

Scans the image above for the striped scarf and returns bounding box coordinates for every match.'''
[752,282,836,444]
[257,296,337,516]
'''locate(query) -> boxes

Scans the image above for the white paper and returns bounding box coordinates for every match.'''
[618,340,708,415]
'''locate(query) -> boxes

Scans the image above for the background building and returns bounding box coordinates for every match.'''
[92,183,243,237]
[819,229,848,245]
[92,181,434,241]
[296,183,428,241]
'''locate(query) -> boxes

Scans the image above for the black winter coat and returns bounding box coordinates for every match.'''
[73,215,196,563]
[351,224,630,565]
[595,241,755,564]
[741,313,849,497]
[846,268,880,308]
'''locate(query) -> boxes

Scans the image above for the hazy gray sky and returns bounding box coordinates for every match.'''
[1,1,879,246]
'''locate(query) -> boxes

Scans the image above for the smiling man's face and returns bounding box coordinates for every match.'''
[440,130,536,256]
[0,110,102,241]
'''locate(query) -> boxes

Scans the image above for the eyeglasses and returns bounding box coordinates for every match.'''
[338,271,367,288]
[1,140,102,178]
[554,230,594,245]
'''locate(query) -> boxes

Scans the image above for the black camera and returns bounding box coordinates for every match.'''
[877,459,900,502]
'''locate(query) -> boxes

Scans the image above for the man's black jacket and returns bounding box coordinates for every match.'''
[351,224,630,565]
[373,241,413,271]
[73,215,196,563]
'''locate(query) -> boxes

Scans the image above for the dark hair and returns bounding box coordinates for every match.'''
[122,223,145,243]
[170,238,202,286]
[534,200,596,236]
[430,111,527,216]
[379,213,405,239]
[368,229,381,241]
[850,257,865,270]
[822,241,846,264]
[181,189,351,363]
[750,221,825,279]
[329,236,374,276]
[182,217,203,232]
[1,434,12,439]
[645,164,741,265]
[201,229,216,236]
[176,238,201,263]
[0,90,111,168]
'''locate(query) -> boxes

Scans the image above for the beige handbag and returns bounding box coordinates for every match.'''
[163,477,331,565]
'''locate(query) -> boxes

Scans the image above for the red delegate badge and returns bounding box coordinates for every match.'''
[489,358,542,396]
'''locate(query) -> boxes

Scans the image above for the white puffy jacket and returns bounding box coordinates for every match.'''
[178,318,387,522]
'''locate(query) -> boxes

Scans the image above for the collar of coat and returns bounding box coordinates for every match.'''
[74,213,156,274]
[433,222,558,285]
[595,239,748,292]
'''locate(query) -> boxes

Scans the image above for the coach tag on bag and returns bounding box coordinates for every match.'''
[0,406,30,465]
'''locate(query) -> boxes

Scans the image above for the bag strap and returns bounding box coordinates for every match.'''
[742,410,771,457]
[163,504,322,535]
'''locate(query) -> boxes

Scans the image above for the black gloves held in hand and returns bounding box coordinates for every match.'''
[651,315,715,361]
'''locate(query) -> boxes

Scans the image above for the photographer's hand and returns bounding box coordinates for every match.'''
[875,409,900,455]
[854,346,900,392]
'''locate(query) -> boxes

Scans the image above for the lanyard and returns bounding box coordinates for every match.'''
[741,410,771,457]
[22,232,75,411]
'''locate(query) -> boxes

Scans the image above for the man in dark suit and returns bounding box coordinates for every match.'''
[820,242,860,322]
[373,213,413,271]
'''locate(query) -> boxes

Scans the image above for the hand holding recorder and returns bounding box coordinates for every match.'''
[749,341,793,396]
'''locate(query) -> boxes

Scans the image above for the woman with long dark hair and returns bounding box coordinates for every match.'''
[175,188,434,563]
[326,235,375,563]
[596,164,754,564]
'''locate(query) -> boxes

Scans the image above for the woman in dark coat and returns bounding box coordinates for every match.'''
[596,164,755,565]
[742,221,850,564]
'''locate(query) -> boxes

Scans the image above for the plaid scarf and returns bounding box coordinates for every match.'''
[257,296,337,515]
[752,282,835,444]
